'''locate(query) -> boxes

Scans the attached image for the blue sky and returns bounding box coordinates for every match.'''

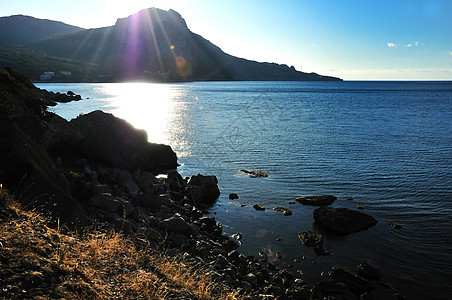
[1,0,451,80]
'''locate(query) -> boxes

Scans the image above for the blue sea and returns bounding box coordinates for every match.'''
[37,81,452,299]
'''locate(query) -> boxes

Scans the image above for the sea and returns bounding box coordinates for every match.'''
[36,81,452,299]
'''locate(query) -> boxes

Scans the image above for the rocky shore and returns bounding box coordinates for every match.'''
[0,67,405,299]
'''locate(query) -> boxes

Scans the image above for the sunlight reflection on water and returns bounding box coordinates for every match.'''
[102,83,176,145]
[41,82,193,159]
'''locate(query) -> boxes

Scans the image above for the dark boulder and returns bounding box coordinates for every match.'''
[295,195,337,206]
[313,206,377,234]
[70,110,177,172]
[187,174,220,206]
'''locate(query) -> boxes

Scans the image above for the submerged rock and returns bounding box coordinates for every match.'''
[253,204,266,211]
[313,206,377,234]
[357,262,381,280]
[272,207,293,216]
[298,231,324,248]
[386,221,402,229]
[239,169,269,178]
[229,193,239,200]
[295,195,337,206]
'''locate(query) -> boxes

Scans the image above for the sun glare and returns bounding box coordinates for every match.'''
[102,83,176,145]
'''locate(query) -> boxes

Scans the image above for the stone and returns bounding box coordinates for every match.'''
[187,174,220,205]
[298,231,323,247]
[139,193,166,210]
[330,268,375,294]
[357,262,381,280]
[294,195,337,206]
[161,215,192,234]
[253,204,266,211]
[89,193,121,213]
[386,221,402,229]
[357,202,366,209]
[313,206,377,234]
[170,233,190,247]
[272,207,293,216]
[229,193,240,200]
[244,273,258,285]
[133,169,157,192]
[239,169,269,178]
[313,246,332,256]
[167,171,186,194]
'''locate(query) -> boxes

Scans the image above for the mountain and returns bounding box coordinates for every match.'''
[0,15,84,47]
[4,8,341,81]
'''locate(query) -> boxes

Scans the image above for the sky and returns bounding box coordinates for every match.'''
[1,0,451,80]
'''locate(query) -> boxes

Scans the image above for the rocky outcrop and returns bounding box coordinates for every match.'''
[0,67,85,226]
[295,194,337,206]
[313,206,377,234]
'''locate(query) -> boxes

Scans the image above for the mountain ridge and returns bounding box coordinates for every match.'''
[1,8,341,82]
[0,15,84,47]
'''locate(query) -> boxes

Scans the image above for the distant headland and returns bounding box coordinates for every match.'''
[0,8,342,82]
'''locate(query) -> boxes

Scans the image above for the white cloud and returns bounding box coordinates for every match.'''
[389,41,424,48]
[448,50,452,56]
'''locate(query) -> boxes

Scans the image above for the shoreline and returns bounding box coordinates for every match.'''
[0,67,406,299]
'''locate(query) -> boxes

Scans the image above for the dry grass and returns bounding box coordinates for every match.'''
[0,189,239,299]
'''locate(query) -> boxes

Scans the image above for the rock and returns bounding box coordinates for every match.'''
[161,215,192,234]
[386,221,402,229]
[313,206,377,234]
[139,193,167,210]
[133,169,157,192]
[357,202,366,209]
[0,68,85,226]
[187,174,220,206]
[357,262,381,280]
[272,207,293,216]
[294,195,337,206]
[239,169,269,178]
[253,204,266,211]
[363,283,405,300]
[170,233,190,247]
[89,193,121,213]
[330,268,375,294]
[70,110,177,172]
[244,273,258,285]
[313,246,332,256]
[298,231,324,247]
[40,113,82,154]
[229,193,240,200]
[167,171,186,194]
